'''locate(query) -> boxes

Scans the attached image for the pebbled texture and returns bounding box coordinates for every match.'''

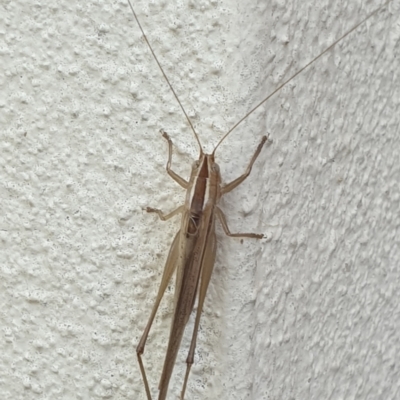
[0,1,399,399]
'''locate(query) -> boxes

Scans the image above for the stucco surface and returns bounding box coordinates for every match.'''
[1,1,399,399]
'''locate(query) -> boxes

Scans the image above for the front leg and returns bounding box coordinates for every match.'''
[160,129,189,189]
[221,135,267,195]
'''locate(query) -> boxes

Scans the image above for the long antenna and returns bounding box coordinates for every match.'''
[213,0,392,154]
[127,0,203,152]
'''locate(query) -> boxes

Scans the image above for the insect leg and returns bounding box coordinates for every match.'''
[181,231,217,399]
[216,207,263,239]
[137,231,182,400]
[221,135,267,195]
[160,129,189,189]
[146,205,184,221]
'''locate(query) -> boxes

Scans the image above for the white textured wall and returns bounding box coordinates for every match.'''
[1,1,399,399]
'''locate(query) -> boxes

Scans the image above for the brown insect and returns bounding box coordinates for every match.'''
[126,1,392,399]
